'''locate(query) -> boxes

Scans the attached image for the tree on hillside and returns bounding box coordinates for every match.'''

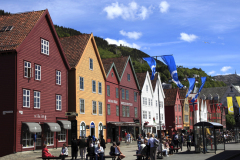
[226,114,236,129]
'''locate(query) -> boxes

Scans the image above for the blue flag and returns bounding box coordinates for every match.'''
[191,77,207,103]
[186,78,195,98]
[143,57,156,80]
[161,55,184,88]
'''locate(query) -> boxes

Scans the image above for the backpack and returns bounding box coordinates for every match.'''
[110,146,115,156]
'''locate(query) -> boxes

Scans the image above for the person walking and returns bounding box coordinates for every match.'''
[137,134,141,149]
[173,131,179,153]
[147,134,159,160]
[179,133,183,151]
[71,137,78,159]
[187,132,192,151]
[79,136,86,159]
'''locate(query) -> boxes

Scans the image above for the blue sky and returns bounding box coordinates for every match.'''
[2,0,240,76]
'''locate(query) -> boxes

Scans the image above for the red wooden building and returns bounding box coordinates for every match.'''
[164,88,183,137]
[101,56,141,142]
[0,10,70,157]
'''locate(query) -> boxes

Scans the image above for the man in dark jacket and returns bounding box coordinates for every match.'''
[78,136,86,159]
[71,137,78,159]
[100,135,106,151]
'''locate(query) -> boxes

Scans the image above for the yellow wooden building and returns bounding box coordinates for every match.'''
[60,34,106,139]
[179,89,190,130]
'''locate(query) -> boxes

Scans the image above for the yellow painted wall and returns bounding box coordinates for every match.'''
[183,99,190,128]
[75,37,106,140]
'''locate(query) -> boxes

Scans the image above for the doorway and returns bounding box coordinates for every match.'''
[90,122,95,137]
[112,128,116,142]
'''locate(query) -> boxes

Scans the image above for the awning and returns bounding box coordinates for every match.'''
[44,123,61,132]
[22,122,42,133]
[57,120,71,130]
[144,125,156,128]
[194,121,223,129]
[108,122,140,127]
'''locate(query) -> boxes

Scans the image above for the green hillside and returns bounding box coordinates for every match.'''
[0,10,226,88]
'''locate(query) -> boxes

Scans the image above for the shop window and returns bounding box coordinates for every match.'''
[22,132,33,148]
[46,131,54,146]
[36,132,42,146]
[58,129,66,142]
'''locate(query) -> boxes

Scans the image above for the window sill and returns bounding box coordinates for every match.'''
[56,110,62,112]
[80,112,85,114]
[58,140,66,142]
[22,146,34,149]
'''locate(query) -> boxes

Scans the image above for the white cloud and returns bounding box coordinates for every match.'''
[218,36,224,40]
[208,71,215,75]
[159,1,170,13]
[180,33,198,42]
[105,38,141,49]
[221,66,232,72]
[120,30,142,40]
[103,2,152,20]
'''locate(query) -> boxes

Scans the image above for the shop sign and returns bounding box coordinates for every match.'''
[86,125,90,129]
[34,114,47,120]
[103,125,106,129]
[90,122,95,128]
[121,101,133,106]
[177,125,182,128]
[108,99,118,104]
[134,119,139,123]
[3,110,13,115]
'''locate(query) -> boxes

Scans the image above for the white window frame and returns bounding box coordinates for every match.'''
[126,106,130,117]
[161,113,163,120]
[143,97,147,106]
[34,91,40,109]
[148,98,151,106]
[56,70,61,85]
[151,99,153,106]
[143,111,147,119]
[46,131,54,146]
[98,82,102,94]
[24,61,31,78]
[126,90,129,100]
[41,39,49,55]
[89,58,93,70]
[35,64,41,80]
[80,99,85,114]
[23,89,30,108]
[99,102,102,115]
[92,80,96,93]
[160,101,163,108]
[107,104,111,115]
[22,132,34,148]
[56,95,62,110]
[80,122,86,137]
[80,77,84,90]
[92,101,97,115]
[148,111,151,119]
[58,129,66,142]
[156,100,158,107]
[107,85,110,96]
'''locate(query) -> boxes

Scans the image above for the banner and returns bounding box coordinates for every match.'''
[191,77,207,104]
[185,78,195,98]
[161,55,184,88]
[189,99,197,112]
[227,97,234,115]
[236,96,240,113]
[143,57,156,80]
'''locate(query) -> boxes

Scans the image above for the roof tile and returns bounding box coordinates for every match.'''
[164,88,178,106]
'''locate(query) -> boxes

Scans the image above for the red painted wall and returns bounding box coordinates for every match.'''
[0,53,16,157]
[15,14,68,152]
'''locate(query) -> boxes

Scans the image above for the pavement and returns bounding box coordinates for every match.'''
[1,141,240,160]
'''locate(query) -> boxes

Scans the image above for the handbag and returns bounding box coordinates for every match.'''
[154,139,159,147]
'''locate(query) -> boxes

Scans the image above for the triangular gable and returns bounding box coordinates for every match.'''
[16,9,70,70]
[145,71,154,96]
[156,73,166,99]
[105,62,121,82]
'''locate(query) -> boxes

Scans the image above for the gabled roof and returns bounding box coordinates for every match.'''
[0,10,45,51]
[199,87,228,100]
[101,56,140,90]
[136,72,147,89]
[179,89,187,106]
[164,88,178,106]
[101,59,121,82]
[60,34,91,68]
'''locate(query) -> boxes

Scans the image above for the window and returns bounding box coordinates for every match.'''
[98,123,103,138]
[80,99,85,114]
[46,131,54,146]
[156,100,158,107]
[58,129,66,142]
[122,106,126,117]
[107,85,110,96]
[143,111,147,119]
[122,89,125,99]
[111,72,114,77]
[22,132,33,148]
[127,74,130,81]
[134,107,137,118]
[99,102,102,115]
[98,82,102,94]
[34,91,40,109]
[116,105,119,116]
[80,77,84,90]
[160,102,163,108]
[56,95,62,110]
[35,64,41,80]
[56,70,61,85]
[23,89,30,108]
[151,99,153,106]
[92,101,97,115]
[179,116,182,124]
[185,104,189,112]
[176,116,178,124]
[156,113,158,120]
[89,58,93,70]
[80,122,86,137]
[148,111,151,119]
[178,104,181,112]
[41,39,49,55]
[184,115,189,122]
[116,88,119,98]
[175,104,177,112]
[107,104,110,115]
[92,80,96,93]
[24,61,31,78]
[143,97,147,105]
[161,113,163,120]
[126,90,129,100]
[146,85,148,92]
[126,106,130,117]
[134,92,137,102]
[148,98,151,106]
